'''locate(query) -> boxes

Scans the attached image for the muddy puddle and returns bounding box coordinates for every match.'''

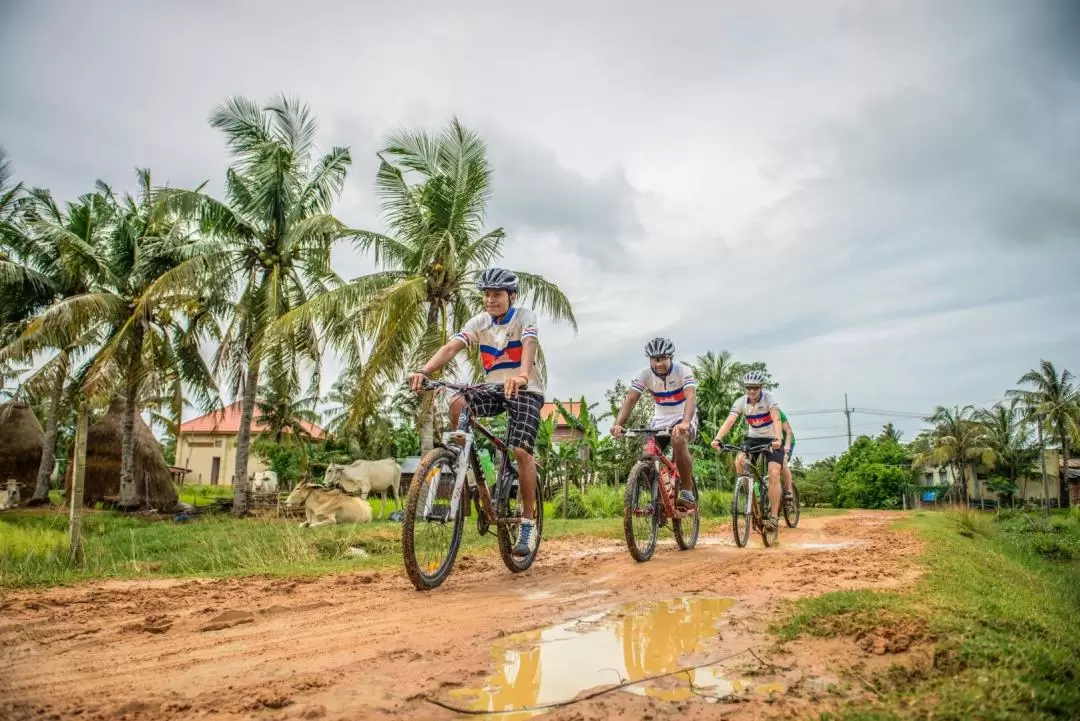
[443,596,783,717]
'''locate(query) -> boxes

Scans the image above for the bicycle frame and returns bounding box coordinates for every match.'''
[631,430,694,521]
[418,381,523,527]
[722,442,774,526]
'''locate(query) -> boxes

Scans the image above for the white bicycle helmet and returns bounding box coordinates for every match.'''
[743,370,767,386]
[644,337,674,358]
[476,267,519,293]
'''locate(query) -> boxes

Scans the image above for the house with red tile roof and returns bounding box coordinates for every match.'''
[176,401,327,486]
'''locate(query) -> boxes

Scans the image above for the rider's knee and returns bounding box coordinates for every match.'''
[512,446,534,464]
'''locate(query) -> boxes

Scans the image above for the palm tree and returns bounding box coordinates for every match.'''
[880,423,904,443]
[284,118,576,450]
[13,171,223,508]
[914,405,994,505]
[255,380,321,445]
[976,401,1038,505]
[0,189,113,502]
[1009,360,1080,508]
[162,96,353,514]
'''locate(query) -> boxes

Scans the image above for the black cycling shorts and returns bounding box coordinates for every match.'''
[743,439,785,467]
[454,388,544,454]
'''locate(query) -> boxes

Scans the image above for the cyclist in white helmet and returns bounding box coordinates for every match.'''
[610,337,698,508]
[711,370,784,532]
[408,267,544,558]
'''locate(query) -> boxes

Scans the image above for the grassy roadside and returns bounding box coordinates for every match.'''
[774,509,1080,720]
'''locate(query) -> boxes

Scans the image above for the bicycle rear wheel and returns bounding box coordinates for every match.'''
[673,478,699,551]
[784,482,801,528]
[497,471,544,573]
[623,460,659,562]
[731,476,752,548]
[402,448,466,591]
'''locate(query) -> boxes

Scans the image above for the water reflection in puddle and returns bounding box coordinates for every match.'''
[447,596,782,717]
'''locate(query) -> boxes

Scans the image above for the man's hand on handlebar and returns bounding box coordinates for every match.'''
[408,371,429,392]
[610,424,625,438]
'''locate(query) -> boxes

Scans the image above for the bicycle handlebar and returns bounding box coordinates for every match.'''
[417,378,527,393]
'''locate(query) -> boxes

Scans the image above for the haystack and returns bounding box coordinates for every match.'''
[0,401,45,500]
[64,397,178,511]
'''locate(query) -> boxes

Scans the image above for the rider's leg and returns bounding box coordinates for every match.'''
[767,459,782,524]
[735,452,746,475]
[514,446,537,521]
[782,460,793,494]
[448,395,469,429]
[672,433,693,492]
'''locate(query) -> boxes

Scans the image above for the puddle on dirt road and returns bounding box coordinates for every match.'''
[446,597,783,718]
[794,541,858,550]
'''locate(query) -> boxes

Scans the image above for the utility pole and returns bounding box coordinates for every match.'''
[844,393,853,449]
[1037,412,1050,515]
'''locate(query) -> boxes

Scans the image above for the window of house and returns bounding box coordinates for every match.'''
[215,439,223,448]
[925,473,934,485]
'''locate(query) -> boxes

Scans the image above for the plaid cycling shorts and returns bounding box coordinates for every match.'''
[454,387,544,454]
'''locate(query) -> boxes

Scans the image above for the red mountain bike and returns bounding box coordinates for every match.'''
[621,428,700,562]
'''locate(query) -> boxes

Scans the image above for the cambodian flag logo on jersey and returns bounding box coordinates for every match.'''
[480,341,523,372]
[652,386,687,407]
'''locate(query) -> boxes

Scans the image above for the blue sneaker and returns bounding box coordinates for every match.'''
[513,519,536,558]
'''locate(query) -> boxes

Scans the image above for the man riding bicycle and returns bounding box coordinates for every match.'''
[711,371,784,531]
[408,267,543,558]
[610,337,698,509]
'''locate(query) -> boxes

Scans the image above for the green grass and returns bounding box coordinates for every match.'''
[0,504,634,588]
[774,509,1080,720]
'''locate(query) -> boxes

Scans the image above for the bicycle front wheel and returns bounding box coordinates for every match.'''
[784,482,801,528]
[402,448,466,591]
[731,476,752,548]
[623,460,659,562]
[673,477,700,551]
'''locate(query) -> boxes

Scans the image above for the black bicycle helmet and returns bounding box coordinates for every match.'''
[476,267,519,294]
[644,337,674,358]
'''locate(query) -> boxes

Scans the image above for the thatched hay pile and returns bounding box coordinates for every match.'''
[64,397,178,511]
[0,401,45,499]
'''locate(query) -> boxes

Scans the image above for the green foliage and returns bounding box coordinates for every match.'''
[249,437,303,488]
[552,485,623,519]
[696,490,732,518]
[775,512,1080,719]
[832,435,915,509]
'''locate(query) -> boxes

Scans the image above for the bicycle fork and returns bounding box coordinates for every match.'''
[421,430,475,521]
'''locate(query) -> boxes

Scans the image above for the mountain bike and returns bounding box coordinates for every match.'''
[402,380,544,591]
[621,428,700,562]
[717,441,779,547]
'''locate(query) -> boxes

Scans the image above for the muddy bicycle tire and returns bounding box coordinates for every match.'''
[402,448,466,591]
[497,474,544,573]
[731,476,752,548]
[673,477,700,551]
[783,482,801,528]
[760,489,780,547]
[623,460,659,562]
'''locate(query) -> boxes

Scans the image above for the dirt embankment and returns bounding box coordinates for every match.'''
[0,511,922,720]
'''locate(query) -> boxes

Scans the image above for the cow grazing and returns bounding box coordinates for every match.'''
[0,478,20,510]
[324,458,401,519]
[285,482,373,528]
[251,470,278,493]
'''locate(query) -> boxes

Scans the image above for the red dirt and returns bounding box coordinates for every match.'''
[0,511,923,720]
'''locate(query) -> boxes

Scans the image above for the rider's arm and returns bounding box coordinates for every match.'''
[713,411,738,441]
[613,388,642,427]
[782,419,794,451]
[769,408,783,442]
[681,385,697,426]
[518,313,538,383]
[417,337,467,377]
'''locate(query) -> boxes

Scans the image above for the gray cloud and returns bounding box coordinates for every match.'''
[2,0,1078,460]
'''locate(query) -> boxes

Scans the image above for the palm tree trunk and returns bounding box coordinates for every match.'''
[419,302,441,453]
[30,352,68,504]
[232,358,260,515]
[1061,435,1072,509]
[117,368,141,508]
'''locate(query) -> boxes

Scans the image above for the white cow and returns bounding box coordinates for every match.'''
[0,478,20,510]
[251,470,279,493]
[324,458,401,520]
[285,483,373,528]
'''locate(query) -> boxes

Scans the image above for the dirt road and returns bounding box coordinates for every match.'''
[1,512,923,721]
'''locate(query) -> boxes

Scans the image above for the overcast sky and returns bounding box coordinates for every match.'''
[2,0,1078,459]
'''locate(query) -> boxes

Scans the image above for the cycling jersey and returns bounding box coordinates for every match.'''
[632,361,698,426]
[780,409,794,445]
[729,391,780,440]
[452,307,544,397]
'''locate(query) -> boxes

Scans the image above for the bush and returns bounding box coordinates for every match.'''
[697,490,731,518]
[551,484,622,519]
[1032,534,1077,561]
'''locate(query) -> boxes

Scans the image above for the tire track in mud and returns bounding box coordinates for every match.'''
[0,511,921,721]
